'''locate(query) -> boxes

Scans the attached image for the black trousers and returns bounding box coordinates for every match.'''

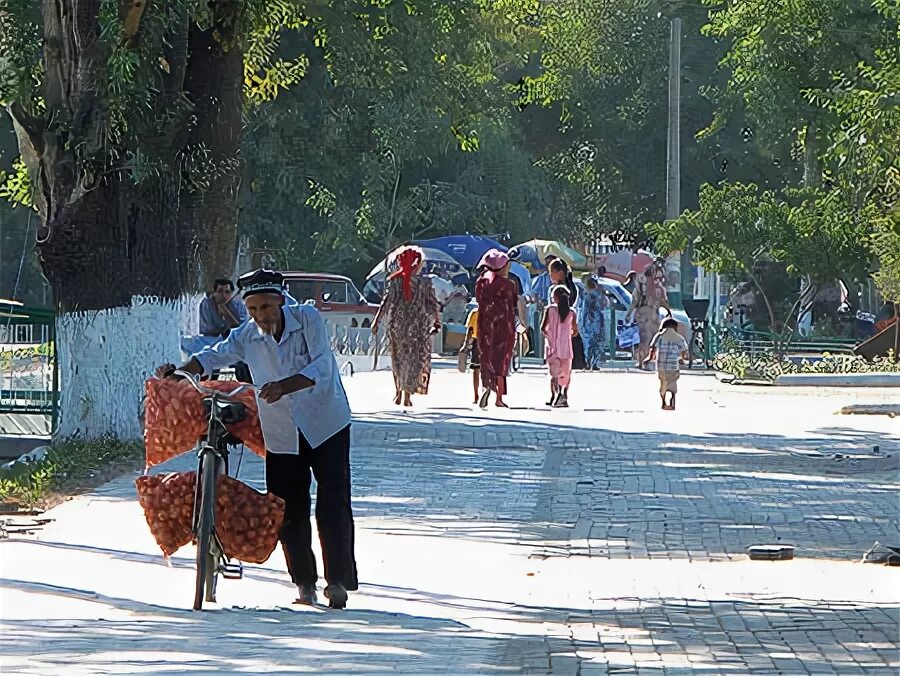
[265,425,358,590]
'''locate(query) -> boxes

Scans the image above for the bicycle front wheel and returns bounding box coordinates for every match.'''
[193,451,219,611]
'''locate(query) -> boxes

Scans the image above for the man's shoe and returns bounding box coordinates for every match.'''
[294,583,317,606]
[324,583,348,609]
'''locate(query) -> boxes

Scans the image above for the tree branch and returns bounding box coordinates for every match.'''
[7,102,46,154]
[123,0,148,44]
[7,102,49,222]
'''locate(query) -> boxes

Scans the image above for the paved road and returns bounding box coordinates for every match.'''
[2,367,899,674]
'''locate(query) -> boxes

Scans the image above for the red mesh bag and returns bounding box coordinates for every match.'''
[214,475,285,564]
[136,472,284,564]
[135,472,196,557]
[143,377,266,468]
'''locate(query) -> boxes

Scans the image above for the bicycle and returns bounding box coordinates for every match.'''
[688,318,710,369]
[173,370,253,610]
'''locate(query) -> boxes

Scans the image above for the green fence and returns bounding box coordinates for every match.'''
[0,301,58,429]
[714,326,857,360]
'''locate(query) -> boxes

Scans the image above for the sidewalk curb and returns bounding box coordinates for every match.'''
[839,404,900,417]
[775,373,900,387]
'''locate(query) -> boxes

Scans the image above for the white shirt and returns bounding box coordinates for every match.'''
[193,297,351,452]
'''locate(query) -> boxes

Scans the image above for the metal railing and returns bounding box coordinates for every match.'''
[0,302,58,428]
[715,326,857,359]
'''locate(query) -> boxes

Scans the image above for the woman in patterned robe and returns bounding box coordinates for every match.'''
[372,247,440,407]
[625,267,669,368]
[475,250,518,409]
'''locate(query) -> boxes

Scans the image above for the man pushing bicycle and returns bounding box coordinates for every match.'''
[157,268,357,609]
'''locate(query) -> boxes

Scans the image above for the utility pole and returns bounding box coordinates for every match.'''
[665,15,684,310]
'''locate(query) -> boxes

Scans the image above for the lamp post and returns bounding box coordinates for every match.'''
[665,15,684,310]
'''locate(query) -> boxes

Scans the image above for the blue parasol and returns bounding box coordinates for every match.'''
[414,235,507,270]
[509,262,532,297]
[508,244,545,272]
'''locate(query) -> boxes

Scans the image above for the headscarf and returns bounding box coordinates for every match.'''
[388,246,424,302]
[478,249,510,273]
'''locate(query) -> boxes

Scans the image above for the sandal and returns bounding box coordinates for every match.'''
[294,583,318,606]
[479,389,491,410]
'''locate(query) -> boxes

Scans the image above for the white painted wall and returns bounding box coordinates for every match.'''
[55,294,203,440]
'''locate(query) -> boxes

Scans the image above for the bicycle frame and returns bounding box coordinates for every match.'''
[191,406,230,541]
[173,371,254,609]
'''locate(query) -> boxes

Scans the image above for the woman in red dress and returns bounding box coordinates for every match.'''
[475,250,518,409]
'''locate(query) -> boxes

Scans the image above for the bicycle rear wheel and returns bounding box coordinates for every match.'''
[193,451,219,610]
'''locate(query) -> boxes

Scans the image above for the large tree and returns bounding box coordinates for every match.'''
[809,0,900,302]
[0,0,320,438]
[0,0,538,439]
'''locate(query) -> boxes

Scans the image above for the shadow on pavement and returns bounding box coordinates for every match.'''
[350,412,899,562]
[2,577,896,673]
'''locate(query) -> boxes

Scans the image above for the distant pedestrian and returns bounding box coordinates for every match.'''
[531,255,557,308]
[549,259,584,371]
[580,274,608,370]
[542,285,578,408]
[644,317,688,410]
[461,305,481,404]
[531,254,557,360]
[372,246,441,407]
[625,267,669,368]
[475,249,518,409]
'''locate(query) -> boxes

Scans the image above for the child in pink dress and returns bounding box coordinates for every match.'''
[541,285,579,408]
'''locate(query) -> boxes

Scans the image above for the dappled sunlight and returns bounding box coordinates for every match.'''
[709,470,856,484]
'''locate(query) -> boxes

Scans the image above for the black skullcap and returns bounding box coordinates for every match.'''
[238,268,285,298]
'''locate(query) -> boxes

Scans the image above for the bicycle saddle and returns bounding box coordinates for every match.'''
[203,398,248,425]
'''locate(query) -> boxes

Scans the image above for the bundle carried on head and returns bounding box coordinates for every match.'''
[388,246,424,301]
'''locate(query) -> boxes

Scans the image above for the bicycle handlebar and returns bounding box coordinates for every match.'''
[173,369,256,399]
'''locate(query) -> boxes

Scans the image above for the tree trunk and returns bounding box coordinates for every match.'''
[893,302,899,363]
[803,118,820,189]
[746,267,777,334]
[8,1,240,440]
[178,20,244,290]
[32,155,198,439]
[797,274,817,336]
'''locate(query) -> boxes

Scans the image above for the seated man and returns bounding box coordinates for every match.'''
[189,278,251,382]
[201,277,248,338]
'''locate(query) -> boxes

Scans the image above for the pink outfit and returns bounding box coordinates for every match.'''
[547,357,572,387]
[543,307,575,387]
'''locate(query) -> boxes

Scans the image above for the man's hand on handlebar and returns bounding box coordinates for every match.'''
[155,363,177,379]
[155,358,203,380]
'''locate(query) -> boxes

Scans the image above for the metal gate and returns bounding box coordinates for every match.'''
[0,300,57,429]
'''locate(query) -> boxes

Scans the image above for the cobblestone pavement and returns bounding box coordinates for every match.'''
[2,367,899,674]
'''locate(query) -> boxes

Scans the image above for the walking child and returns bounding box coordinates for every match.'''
[461,304,481,404]
[541,285,578,408]
[644,317,689,410]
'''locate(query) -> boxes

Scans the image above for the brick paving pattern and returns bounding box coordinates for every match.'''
[2,369,898,674]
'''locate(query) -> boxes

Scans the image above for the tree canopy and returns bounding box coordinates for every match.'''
[1,0,897,304]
